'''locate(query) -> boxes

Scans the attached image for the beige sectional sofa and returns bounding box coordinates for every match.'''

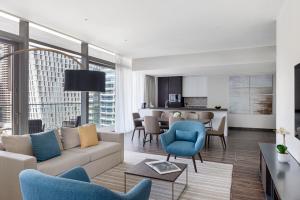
[0,130,124,200]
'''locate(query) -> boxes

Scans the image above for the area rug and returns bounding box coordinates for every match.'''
[93,151,233,200]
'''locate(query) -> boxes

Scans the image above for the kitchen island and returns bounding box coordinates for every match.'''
[139,107,228,136]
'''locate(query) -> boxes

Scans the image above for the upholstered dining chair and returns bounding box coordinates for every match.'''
[185,112,198,120]
[152,110,169,130]
[168,116,183,127]
[206,116,226,150]
[160,121,206,172]
[143,116,163,147]
[198,111,214,130]
[19,167,152,200]
[132,113,145,141]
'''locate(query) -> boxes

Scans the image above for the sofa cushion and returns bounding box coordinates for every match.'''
[54,129,64,151]
[0,141,4,151]
[1,135,33,155]
[30,130,61,162]
[175,130,197,142]
[167,141,196,156]
[61,127,80,150]
[37,150,89,176]
[68,141,121,162]
[78,124,98,148]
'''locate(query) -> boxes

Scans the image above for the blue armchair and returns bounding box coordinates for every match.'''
[160,120,206,172]
[19,167,152,200]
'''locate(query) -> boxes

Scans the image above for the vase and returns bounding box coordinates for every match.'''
[277,153,289,163]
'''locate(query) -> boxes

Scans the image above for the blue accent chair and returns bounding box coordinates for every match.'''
[19,167,152,200]
[160,120,206,172]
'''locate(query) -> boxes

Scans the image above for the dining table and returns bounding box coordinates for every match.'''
[134,117,210,125]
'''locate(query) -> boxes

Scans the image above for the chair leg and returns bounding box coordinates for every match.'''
[174,155,177,159]
[192,156,197,173]
[207,135,210,149]
[143,133,148,147]
[198,152,203,163]
[131,128,136,141]
[138,129,141,138]
[222,136,227,150]
[167,154,170,161]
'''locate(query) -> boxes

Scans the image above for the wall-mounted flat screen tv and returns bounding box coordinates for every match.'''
[295,64,300,139]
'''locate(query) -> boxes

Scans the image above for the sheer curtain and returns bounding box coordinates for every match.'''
[115,56,145,132]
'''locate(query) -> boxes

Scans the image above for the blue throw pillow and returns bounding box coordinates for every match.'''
[175,130,198,142]
[30,130,61,162]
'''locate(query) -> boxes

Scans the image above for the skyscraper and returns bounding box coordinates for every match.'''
[0,42,12,129]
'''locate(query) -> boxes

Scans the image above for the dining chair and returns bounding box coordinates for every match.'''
[186,112,199,120]
[160,112,169,130]
[198,112,214,130]
[152,110,169,130]
[152,110,163,118]
[132,113,145,141]
[143,116,163,147]
[206,116,226,150]
[28,119,45,134]
[169,116,183,127]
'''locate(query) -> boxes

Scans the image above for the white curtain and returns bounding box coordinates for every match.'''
[144,75,156,107]
[115,56,145,132]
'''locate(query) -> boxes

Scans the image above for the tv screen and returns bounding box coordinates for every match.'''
[295,64,300,139]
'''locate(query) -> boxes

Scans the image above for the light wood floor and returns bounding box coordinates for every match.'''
[124,128,275,200]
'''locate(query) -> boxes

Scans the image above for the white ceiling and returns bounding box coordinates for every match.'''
[0,0,283,58]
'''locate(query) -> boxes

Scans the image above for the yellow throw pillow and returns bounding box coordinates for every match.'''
[78,124,99,148]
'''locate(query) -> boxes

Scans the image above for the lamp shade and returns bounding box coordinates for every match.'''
[64,70,106,92]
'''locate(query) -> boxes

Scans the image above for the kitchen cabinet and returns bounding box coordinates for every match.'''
[157,76,183,107]
[158,77,169,107]
[183,76,207,97]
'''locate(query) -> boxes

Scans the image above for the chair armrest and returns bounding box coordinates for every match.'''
[0,151,37,200]
[124,179,152,200]
[59,167,90,183]
[97,130,124,162]
[160,130,175,149]
[194,130,206,152]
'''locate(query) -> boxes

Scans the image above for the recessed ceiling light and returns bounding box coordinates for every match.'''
[84,18,88,21]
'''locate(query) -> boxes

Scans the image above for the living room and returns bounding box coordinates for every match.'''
[0,0,299,200]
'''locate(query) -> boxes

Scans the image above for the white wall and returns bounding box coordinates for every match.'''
[276,0,300,163]
[133,46,277,129]
[207,74,276,129]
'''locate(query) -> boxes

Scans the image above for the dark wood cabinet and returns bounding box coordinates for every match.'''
[259,143,300,200]
[158,77,169,107]
[157,76,183,107]
[168,76,182,94]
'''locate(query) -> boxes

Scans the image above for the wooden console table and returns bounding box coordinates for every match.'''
[259,143,300,200]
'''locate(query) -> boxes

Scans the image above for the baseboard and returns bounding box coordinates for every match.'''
[229,127,275,132]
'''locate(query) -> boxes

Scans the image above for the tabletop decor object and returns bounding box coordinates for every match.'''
[276,127,289,163]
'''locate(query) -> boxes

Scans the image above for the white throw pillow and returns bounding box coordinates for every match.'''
[1,134,33,155]
[61,127,80,150]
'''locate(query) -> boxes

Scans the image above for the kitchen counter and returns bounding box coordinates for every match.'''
[139,107,228,136]
[142,107,227,111]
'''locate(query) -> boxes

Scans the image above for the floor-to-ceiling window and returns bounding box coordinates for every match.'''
[0,41,13,135]
[28,44,81,130]
[89,62,115,128]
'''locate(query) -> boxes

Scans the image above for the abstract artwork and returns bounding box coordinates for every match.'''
[229,75,273,115]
